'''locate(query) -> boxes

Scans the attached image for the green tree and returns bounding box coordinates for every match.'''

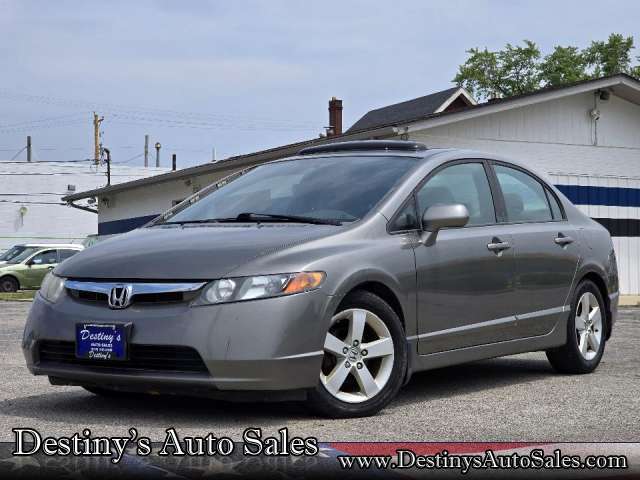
[454,34,640,101]
[584,33,634,76]
[632,57,640,78]
[540,46,588,87]
[454,41,541,99]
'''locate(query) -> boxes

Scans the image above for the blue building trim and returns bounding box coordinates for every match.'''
[555,184,640,208]
[98,214,159,235]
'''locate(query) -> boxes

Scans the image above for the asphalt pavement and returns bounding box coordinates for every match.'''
[1,301,638,442]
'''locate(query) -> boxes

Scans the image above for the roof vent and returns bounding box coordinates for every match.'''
[299,140,427,155]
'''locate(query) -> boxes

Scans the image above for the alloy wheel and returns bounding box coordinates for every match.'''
[320,308,395,403]
[575,292,602,361]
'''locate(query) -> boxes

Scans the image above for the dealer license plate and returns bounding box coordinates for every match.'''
[75,323,127,361]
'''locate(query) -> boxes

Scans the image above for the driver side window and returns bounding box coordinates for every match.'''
[30,250,58,265]
[416,162,496,227]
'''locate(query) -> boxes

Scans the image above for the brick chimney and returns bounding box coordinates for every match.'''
[328,97,343,136]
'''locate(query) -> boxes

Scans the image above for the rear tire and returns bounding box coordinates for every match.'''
[546,280,607,374]
[0,276,19,293]
[307,290,407,418]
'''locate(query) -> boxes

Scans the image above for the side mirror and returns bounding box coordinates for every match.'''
[30,258,43,266]
[421,204,469,245]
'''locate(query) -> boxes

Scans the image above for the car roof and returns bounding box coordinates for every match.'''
[14,244,84,249]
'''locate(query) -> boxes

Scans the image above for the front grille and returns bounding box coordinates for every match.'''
[38,340,209,374]
[75,290,108,303]
[67,289,196,306]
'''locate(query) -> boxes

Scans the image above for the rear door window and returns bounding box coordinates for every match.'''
[545,189,564,220]
[494,165,553,223]
[58,249,80,261]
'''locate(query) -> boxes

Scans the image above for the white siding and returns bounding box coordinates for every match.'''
[98,170,234,223]
[0,162,168,251]
[409,92,640,177]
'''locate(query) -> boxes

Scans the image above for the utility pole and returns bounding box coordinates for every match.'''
[104,147,111,186]
[93,112,104,165]
[26,136,32,162]
[144,134,149,167]
[172,153,177,171]
[211,147,216,162]
[154,142,161,167]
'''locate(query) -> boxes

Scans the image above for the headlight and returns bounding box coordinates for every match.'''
[195,272,325,305]
[40,273,66,303]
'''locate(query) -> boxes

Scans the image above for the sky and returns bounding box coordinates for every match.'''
[0,0,639,168]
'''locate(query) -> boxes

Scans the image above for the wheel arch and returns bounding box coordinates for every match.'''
[578,270,612,340]
[340,281,406,331]
[0,274,20,291]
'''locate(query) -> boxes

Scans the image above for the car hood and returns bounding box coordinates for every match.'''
[56,224,341,280]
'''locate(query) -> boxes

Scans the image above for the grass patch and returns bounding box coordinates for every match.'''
[0,290,36,301]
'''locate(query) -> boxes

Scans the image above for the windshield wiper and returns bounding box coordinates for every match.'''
[233,212,342,226]
[161,213,343,226]
[161,218,223,225]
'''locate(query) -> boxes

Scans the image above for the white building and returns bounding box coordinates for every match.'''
[63,74,640,294]
[0,161,168,251]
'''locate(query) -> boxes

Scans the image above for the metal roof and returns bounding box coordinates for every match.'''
[346,87,462,133]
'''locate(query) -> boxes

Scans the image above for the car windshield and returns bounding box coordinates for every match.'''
[161,155,418,224]
[2,246,39,264]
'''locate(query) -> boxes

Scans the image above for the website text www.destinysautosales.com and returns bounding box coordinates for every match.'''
[336,448,628,474]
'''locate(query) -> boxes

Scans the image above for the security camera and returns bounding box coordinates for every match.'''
[589,108,600,120]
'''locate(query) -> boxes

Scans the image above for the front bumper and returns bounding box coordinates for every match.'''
[23,289,333,393]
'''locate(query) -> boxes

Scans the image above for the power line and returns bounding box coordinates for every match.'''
[9,147,26,161]
[112,152,143,164]
[0,192,69,196]
[0,199,64,205]
[0,158,94,164]
[0,89,320,129]
[0,119,88,134]
[0,112,89,130]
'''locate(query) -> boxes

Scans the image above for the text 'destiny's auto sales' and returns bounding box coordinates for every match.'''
[12,427,318,463]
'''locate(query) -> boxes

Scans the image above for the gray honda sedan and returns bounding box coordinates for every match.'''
[23,140,618,418]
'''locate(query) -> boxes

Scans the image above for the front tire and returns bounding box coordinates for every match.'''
[307,290,407,418]
[546,280,607,374]
[0,276,19,293]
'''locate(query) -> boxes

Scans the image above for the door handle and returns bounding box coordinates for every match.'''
[47,266,54,269]
[487,240,511,252]
[554,234,574,246]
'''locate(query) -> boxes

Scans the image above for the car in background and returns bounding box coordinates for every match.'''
[0,244,84,292]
